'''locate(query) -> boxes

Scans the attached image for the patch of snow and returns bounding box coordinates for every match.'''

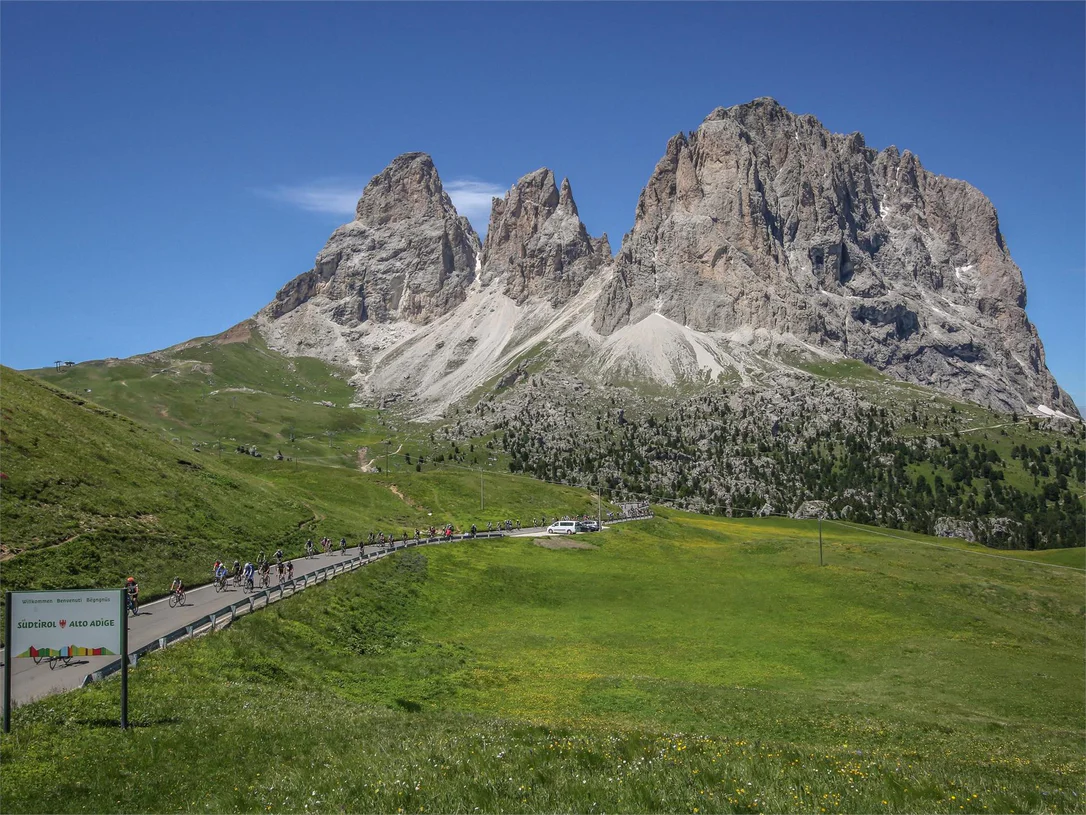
[1036,404,1078,421]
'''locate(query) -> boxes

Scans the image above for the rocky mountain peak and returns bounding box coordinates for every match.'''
[480,168,609,306]
[354,152,457,227]
[262,152,479,331]
[593,100,1077,416]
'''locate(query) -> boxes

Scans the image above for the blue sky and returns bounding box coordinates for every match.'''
[2,2,1083,406]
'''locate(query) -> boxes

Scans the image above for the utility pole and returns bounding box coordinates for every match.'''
[819,515,824,567]
[598,483,602,530]
[480,468,484,511]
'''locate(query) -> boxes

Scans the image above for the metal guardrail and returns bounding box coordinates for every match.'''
[79,531,505,688]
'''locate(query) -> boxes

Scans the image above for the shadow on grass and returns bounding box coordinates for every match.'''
[71,715,182,729]
[395,698,422,713]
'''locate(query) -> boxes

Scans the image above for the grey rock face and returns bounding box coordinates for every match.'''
[481,169,610,306]
[593,97,1076,416]
[269,152,479,326]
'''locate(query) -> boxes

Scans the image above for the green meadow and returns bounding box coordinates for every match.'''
[3,512,1082,813]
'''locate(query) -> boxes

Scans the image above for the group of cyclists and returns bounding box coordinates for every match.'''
[211,551,297,592]
[305,537,348,558]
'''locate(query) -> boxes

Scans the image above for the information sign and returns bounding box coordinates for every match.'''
[3,589,127,732]
[9,590,122,660]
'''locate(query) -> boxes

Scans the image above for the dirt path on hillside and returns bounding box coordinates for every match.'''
[358,443,403,472]
[2,513,163,561]
[383,483,425,511]
[296,504,326,530]
[357,446,376,472]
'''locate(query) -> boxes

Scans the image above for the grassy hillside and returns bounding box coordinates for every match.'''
[31,325,390,469]
[3,512,1082,813]
[0,366,311,594]
[0,366,604,600]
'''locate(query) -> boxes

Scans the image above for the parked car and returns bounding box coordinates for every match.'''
[581,520,600,532]
[547,521,579,535]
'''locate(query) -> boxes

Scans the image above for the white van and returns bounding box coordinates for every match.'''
[547,521,579,535]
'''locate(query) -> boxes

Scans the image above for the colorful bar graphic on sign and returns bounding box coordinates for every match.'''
[9,590,122,659]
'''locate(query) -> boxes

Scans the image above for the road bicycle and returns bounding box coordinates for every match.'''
[31,651,75,669]
[48,653,74,670]
[168,588,187,608]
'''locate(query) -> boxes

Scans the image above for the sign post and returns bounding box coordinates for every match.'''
[3,591,11,734]
[120,589,128,730]
[3,589,124,733]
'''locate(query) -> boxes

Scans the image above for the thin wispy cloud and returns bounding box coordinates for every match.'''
[445,179,505,226]
[262,180,362,216]
[260,176,505,231]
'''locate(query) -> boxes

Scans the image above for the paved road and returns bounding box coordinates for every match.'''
[4,535,499,711]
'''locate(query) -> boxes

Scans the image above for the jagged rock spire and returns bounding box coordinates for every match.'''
[481,168,609,306]
[269,152,479,326]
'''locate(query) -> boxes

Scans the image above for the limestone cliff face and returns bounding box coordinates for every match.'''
[480,169,610,306]
[268,152,479,327]
[592,98,1075,415]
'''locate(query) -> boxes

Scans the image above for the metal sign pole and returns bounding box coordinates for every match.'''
[3,591,11,733]
[819,516,824,567]
[120,589,128,730]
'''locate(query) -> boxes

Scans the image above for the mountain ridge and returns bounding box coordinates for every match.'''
[256,98,1077,419]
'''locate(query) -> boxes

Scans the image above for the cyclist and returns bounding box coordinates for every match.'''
[305,539,315,558]
[274,548,284,565]
[277,561,285,582]
[257,551,267,569]
[170,576,184,597]
[215,561,229,588]
[232,560,241,581]
[125,577,140,616]
[286,561,294,581]
[243,561,255,591]
[340,537,346,554]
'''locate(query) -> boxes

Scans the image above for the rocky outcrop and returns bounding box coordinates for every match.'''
[481,169,610,306]
[269,152,479,326]
[592,97,1077,416]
